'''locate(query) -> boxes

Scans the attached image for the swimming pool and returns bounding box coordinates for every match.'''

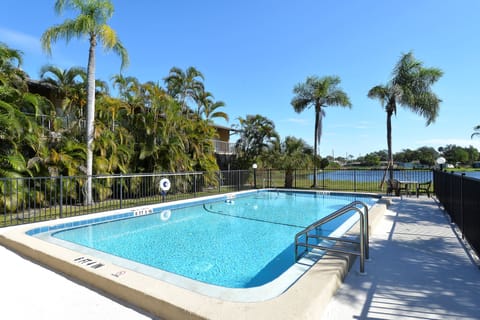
[47,191,374,287]
[1,189,385,319]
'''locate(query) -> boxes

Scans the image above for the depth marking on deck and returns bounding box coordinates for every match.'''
[73,256,105,269]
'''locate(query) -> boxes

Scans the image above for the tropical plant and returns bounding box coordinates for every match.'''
[164,66,205,112]
[291,75,351,187]
[234,114,279,169]
[0,44,50,179]
[0,43,22,70]
[41,0,129,204]
[276,136,313,188]
[39,64,86,106]
[368,52,443,181]
[95,95,134,173]
[111,73,140,103]
[0,43,28,91]
[196,91,228,122]
[39,64,87,133]
[471,125,480,139]
[187,115,220,172]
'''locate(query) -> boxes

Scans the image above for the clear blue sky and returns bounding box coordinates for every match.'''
[1,0,479,158]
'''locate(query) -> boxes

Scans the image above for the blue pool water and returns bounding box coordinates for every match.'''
[48,191,377,288]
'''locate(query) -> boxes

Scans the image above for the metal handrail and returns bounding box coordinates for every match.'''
[294,200,369,274]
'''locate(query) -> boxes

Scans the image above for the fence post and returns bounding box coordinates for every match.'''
[461,173,465,239]
[294,169,297,189]
[354,169,357,192]
[120,174,123,209]
[270,169,273,188]
[322,169,325,189]
[449,171,454,215]
[194,174,197,197]
[59,175,63,218]
[218,171,221,193]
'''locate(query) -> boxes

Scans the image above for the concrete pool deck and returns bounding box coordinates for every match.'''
[322,196,480,320]
[1,196,479,319]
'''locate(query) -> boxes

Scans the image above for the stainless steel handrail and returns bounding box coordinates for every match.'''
[294,200,369,274]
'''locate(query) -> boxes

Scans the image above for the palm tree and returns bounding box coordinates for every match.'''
[291,75,351,187]
[196,91,229,122]
[0,43,28,91]
[471,125,480,139]
[278,136,313,188]
[41,0,129,204]
[0,43,48,179]
[234,114,279,169]
[0,46,47,210]
[39,64,86,125]
[164,66,205,112]
[0,99,39,177]
[368,52,443,181]
[111,74,139,103]
[0,43,22,68]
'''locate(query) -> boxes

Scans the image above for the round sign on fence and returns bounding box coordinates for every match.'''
[160,178,171,192]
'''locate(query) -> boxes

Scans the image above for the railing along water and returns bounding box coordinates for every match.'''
[256,168,432,192]
[294,200,369,274]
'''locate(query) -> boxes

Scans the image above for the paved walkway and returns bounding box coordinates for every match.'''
[321,197,480,320]
[1,197,479,319]
[0,245,154,319]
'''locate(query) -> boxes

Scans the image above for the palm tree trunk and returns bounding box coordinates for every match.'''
[85,34,96,205]
[312,108,320,187]
[387,109,393,182]
[285,168,294,188]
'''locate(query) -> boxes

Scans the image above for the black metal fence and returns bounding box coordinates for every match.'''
[1,168,433,228]
[1,171,252,228]
[256,168,432,192]
[434,170,480,257]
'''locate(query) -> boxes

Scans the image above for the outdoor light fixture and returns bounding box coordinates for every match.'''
[252,163,258,188]
[436,157,446,170]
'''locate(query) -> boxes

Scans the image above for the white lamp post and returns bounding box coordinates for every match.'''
[252,163,258,188]
[436,157,446,170]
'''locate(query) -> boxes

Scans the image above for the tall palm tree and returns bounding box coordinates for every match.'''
[291,75,351,187]
[368,52,443,181]
[41,0,129,204]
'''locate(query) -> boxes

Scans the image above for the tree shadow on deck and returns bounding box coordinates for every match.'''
[323,197,480,320]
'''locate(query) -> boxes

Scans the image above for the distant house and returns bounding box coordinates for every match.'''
[211,124,236,154]
[27,79,57,101]
[211,124,237,170]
